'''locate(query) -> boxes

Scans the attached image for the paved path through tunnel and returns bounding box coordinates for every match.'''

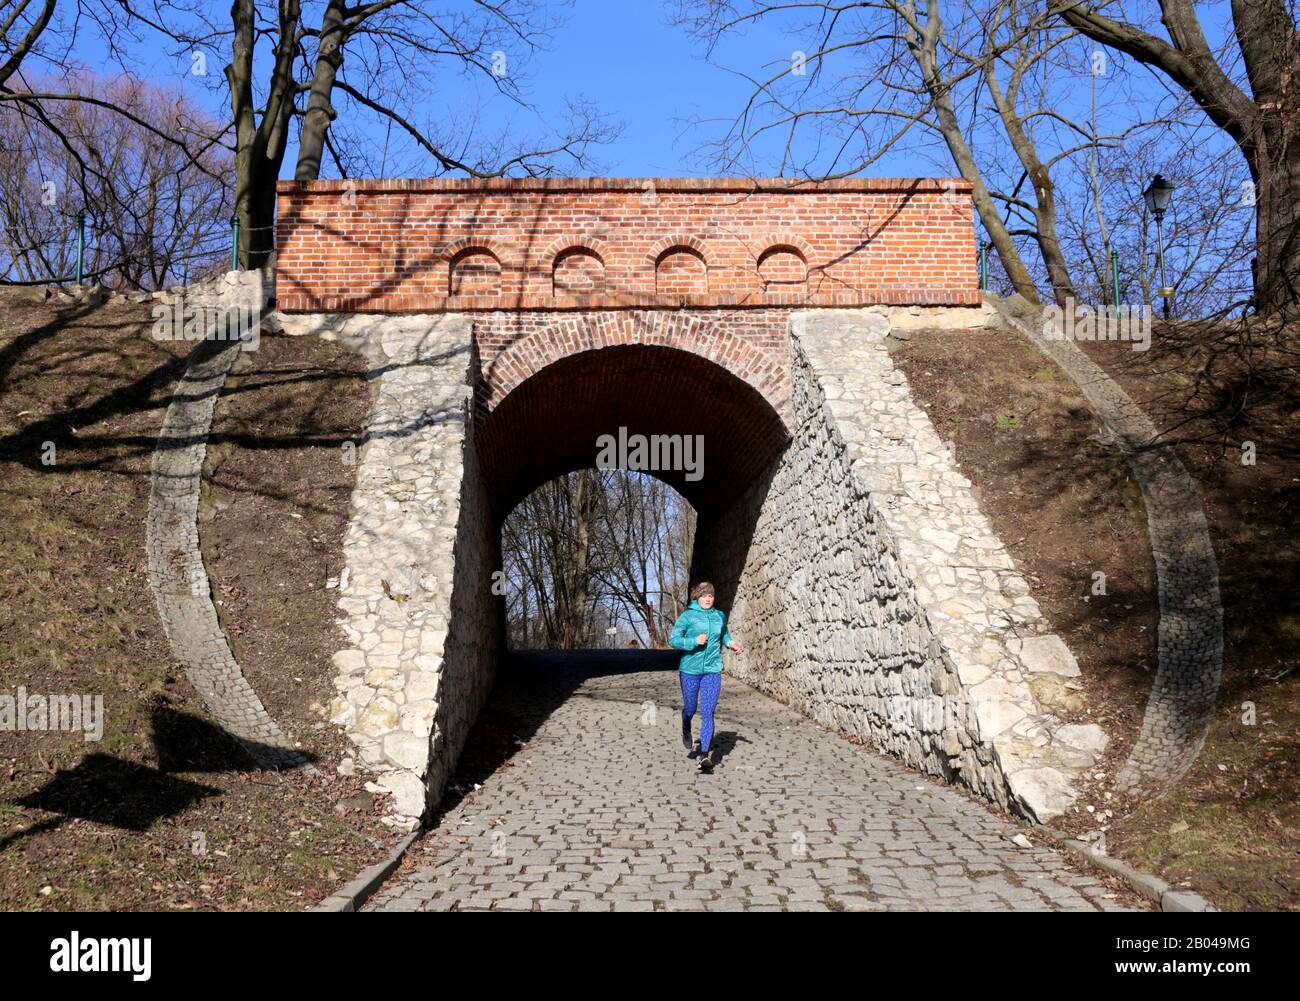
[365,651,1137,912]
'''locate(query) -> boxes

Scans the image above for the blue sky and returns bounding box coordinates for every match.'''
[63,0,934,179]
[29,0,1247,189]
[474,0,904,177]
[49,0,1232,185]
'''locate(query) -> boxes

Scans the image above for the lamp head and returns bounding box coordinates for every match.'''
[1143,174,1175,220]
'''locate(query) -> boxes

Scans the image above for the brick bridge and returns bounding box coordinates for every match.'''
[272,177,1106,838]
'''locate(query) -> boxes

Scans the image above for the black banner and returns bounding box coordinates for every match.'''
[0,911,1283,987]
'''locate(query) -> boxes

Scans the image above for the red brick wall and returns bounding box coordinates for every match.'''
[274,177,980,313]
[474,309,792,418]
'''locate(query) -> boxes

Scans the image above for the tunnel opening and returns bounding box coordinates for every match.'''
[477,343,791,525]
[479,341,792,664]
[499,470,697,652]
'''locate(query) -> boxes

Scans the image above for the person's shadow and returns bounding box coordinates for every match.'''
[707,730,750,767]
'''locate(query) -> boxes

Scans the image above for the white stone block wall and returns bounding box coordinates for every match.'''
[276,304,1104,827]
[694,309,1107,822]
[278,313,501,832]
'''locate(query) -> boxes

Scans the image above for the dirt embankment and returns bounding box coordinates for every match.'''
[0,292,396,910]
[892,317,1298,912]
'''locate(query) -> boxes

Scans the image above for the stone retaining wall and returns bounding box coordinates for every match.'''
[276,304,1106,828]
[278,313,501,832]
[693,309,1108,822]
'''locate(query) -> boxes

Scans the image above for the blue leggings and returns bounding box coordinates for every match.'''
[680,672,722,752]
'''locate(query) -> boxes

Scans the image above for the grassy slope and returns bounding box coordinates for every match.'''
[892,319,1298,912]
[0,293,396,910]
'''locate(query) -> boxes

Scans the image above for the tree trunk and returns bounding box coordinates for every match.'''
[295,0,347,181]
[982,47,1077,306]
[1255,154,1300,319]
[569,471,592,649]
[226,0,299,270]
[909,1,1040,303]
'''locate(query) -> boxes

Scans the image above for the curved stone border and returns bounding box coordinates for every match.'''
[146,300,315,771]
[309,828,423,912]
[987,297,1224,798]
[1035,826,1215,911]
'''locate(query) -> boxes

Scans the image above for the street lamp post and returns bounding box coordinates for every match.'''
[1142,173,1176,319]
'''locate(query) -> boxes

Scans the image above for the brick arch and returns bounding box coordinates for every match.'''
[645,235,713,268]
[477,328,791,521]
[546,237,610,297]
[447,246,502,297]
[541,234,612,266]
[481,312,788,417]
[436,235,516,268]
[748,232,815,270]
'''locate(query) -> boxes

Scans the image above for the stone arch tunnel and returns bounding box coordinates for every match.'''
[273,177,1108,833]
[477,318,792,524]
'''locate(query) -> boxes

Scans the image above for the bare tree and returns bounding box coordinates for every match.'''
[973,2,1078,304]
[0,73,231,287]
[1050,0,1300,319]
[502,470,697,651]
[675,1,1070,301]
[4,2,616,269]
[213,0,617,266]
[502,469,601,650]
[0,0,57,88]
[676,0,1278,316]
[1056,112,1254,317]
[593,473,696,646]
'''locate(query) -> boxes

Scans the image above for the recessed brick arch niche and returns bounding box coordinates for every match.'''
[274,177,1105,834]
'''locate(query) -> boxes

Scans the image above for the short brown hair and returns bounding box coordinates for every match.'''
[690,581,715,600]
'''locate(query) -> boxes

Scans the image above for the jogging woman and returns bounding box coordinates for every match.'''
[669,581,740,773]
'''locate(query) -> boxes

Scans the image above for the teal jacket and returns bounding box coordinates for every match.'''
[669,600,733,675]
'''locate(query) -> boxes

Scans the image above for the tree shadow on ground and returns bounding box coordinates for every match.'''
[1,702,315,850]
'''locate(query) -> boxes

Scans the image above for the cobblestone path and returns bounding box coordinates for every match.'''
[366,652,1136,912]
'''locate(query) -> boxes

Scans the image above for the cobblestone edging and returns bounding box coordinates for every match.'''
[697,309,1108,823]
[274,313,500,833]
[1034,826,1216,911]
[145,335,314,771]
[987,297,1224,798]
[309,828,423,912]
